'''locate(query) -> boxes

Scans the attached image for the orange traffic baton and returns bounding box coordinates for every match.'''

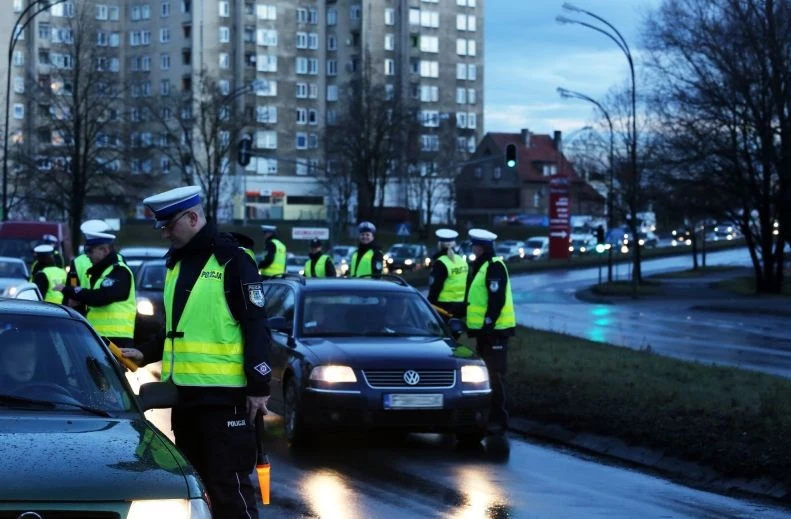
[255,412,271,505]
[432,304,453,319]
[106,339,139,372]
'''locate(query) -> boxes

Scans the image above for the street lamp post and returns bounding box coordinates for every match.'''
[558,2,639,297]
[557,87,615,282]
[3,0,71,221]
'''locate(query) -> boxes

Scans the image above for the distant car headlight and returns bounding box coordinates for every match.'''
[424,257,431,266]
[404,259,413,266]
[468,253,476,261]
[580,246,586,253]
[6,286,18,296]
[461,365,488,384]
[568,246,574,252]
[310,365,357,383]
[127,499,211,519]
[387,257,394,264]
[620,245,629,254]
[671,239,678,246]
[532,249,541,256]
[299,269,305,275]
[384,254,391,261]
[136,297,155,316]
[639,239,645,246]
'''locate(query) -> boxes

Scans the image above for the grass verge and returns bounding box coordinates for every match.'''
[715,276,791,296]
[507,326,791,486]
[651,266,742,279]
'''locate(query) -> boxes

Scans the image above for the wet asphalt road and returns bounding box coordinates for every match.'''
[512,248,791,377]
[254,421,791,518]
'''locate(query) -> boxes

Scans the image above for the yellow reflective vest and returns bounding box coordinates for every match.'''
[436,255,468,303]
[466,258,515,330]
[259,239,286,277]
[350,249,374,277]
[87,263,137,339]
[304,254,331,277]
[41,266,67,304]
[74,254,92,287]
[162,255,246,387]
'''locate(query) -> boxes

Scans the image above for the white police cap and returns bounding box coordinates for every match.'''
[468,228,498,244]
[142,186,202,229]
[358,221,376,233]
[80,219,110,234]
[83,230,116,246]
[435,228,459,241]
[33,244,55,254]
[261,224,277,232]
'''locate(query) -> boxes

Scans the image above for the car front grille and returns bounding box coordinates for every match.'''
[362,369,456,388]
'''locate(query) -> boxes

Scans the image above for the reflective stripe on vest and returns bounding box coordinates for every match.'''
[437,255,468,303]
[304,254,330,277]
[162,255,246,387]
[74,254,92,287]
[350,249,373,277]
[259,239,286,277]
[87,262,136,339]
[466,258,515,330]
[42,266,67,304]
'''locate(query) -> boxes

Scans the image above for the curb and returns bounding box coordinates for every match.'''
[690,304,791,319]
[508,417,788,503]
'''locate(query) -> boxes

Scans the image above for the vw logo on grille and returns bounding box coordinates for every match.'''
[403,370,420,385]
[17,513,44,519]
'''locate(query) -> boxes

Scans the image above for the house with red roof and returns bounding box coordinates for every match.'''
[455,129,604,225]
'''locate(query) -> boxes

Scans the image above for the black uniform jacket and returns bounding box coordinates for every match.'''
[140,223,273,406]
[466,249,514,336]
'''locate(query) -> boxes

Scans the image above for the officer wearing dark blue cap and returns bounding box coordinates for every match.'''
[350,221,384,278]
[466,228,515,446]
[122,185,271,519]
[55,228,137,350]
[304,238,336,277]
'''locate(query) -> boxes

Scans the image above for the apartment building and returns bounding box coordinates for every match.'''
[1,0,483,223]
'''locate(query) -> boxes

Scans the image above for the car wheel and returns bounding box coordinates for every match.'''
[456,427,487,448]
[284,378,310,446]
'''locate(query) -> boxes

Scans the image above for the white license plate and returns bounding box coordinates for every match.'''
[383,393,443,410]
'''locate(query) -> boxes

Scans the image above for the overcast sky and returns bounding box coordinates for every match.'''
[483,0,662,136]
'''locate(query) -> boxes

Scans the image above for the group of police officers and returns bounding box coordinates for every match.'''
[22,185,514,519]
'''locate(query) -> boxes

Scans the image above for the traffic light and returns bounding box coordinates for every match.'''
[595,225,606,253]
[505,143,518,168]
[237,134,252,167]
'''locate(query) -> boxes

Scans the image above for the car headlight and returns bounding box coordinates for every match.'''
[404,258,413,265]
[568,246,574,252]
[468,253,476,261]
[6,286,18,296]
[424,257,431,266]
[127,499,211,519]
[384,254,391,261]
[461,365,488,384]
[299,269,305,275]
[136,297,155,316]
[532,249,541,256]
[387,257,394,264]
[310,365,357,383]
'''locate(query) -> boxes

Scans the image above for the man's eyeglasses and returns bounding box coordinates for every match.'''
[162,211,190,231]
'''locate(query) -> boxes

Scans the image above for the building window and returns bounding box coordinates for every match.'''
[219,53,229,68]
[296,32,308,49]
[109,5,119,19]
[419,60,438,78]
[420,11,439,28]
[296,57,308,74]
[456,63,467,80]
[421,36,439,53]
[296,108,307,124]
[219,0,229,16]
[13,77,24,94]
[308,109,318,125]
[327,85,338,101]
[327,8,337,25]
[160,28,170,42]
[384,34,394,51]
[257,29,277,46]
[255,130,277,149]
[308,33,319,49]
[327,60,337,76]
[328,35,337,50]
[384,8,394,25]
[468,88,476,104]
[296,7,308,23]
[256,4,276,20]
[219,27,230,43]
[295,132,308,150]
[160,78,170,95]
[13,104,24,119]
[456,87,466,104]
[160,53,170,69]
[467,64,477,81]
[350,4,361,21]
[420,85,438,102]
[296,82,308,98]
[161,1,170,16]
[384,59,395,76]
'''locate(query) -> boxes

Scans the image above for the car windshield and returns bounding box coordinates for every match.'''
[0,260,27,279]
[137,264,166,290]
[287,256,307,266]
[389,246,418,256]
[495,245,512,254]
[0,238,39,264]
[301,291,446,338]
[0,315,134,413]
[331,247,351,257]
[526,239,545,248]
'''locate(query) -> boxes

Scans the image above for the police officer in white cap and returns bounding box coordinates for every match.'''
[31,244,67,304]
[427,229,468,320]
[465,228,515,446]
[349,221,384,278]
[29,234,64,279]
[55,228,137,350]
[122,185,271,519]
[258,224,287,278]
[63,219,112,315]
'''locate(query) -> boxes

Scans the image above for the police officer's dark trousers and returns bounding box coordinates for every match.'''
[172,405,259,519]
[476,333,510,433]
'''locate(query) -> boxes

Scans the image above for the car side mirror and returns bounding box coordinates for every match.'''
[267,315,291,333]
[448,318,467,338]
[138,382,179,411]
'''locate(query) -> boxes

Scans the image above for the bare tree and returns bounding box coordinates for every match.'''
[644,0,790,293]
[147,70,255,223]
[326,62,419,223]
[316,161,356,241]
[12,7,152,253]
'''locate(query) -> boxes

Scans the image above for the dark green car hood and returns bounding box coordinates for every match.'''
[0,414,196,501]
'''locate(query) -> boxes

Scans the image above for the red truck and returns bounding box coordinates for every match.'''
[0,220,74,266]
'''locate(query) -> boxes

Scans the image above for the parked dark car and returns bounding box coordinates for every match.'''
[384,243,430,273]
[261,275,491,447]
[133,259,166,346]
[0,299,209,517]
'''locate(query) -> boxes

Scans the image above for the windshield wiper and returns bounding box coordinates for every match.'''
[0,394,112,417]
